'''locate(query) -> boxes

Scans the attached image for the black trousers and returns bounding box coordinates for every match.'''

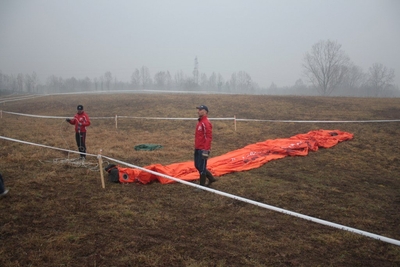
[75,132,87,158]
[194,149,207,176]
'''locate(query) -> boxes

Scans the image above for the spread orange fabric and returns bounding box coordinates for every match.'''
[117,129,353,184]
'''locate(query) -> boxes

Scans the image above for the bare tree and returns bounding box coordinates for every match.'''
[236,71,253,92]
[193,56,199,85]
[217,73,224,91]
[93,77,99,91]
[131,69,140,89]
[154,71,168,89]
[208,72,217,90]
[11,75,18,91]
[367,63,395,97]
[31,72,39,92]
[65,77,78,92]
[341,64,366,96]
[200,73,208,89]
[333,63,366,96]
[174,70,185,89]
[104,71,112,91]
[17,73,24,92]
[99,76,104,91]
[46,75,64,93]
[151,71,171,90]
[165,71,172,90]
[81,77,91,91]
[294,79,306,88]
[346,64,365,89]
[24,74,33,93]
[269,82,277,91]
[303,40,350,96]
[140,66,151,88]
[230,73,237,92]
[46,75,58,92]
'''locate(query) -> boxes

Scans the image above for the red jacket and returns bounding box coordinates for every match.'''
[195,115,212,150]
[68,111,91,133]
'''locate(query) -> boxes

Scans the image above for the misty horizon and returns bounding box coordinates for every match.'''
[1,0,399,89]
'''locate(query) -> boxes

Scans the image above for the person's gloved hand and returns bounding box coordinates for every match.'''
[66,118,71,122]
[202,150,210,159]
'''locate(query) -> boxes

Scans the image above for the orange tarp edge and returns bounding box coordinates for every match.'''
[117,129,353,184]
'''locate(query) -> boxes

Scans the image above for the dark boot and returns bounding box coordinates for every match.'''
[199,173,207,186]
[206,170,217,186]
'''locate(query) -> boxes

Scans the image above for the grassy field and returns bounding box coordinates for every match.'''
[0,92,399,267]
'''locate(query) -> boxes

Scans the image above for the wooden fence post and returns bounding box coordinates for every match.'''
[97,149,106,189]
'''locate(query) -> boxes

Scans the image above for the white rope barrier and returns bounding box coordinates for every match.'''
[0,135,97,157]
[0,135,399,247]
[2,111,75,119]
[115,116,234,121]
[0,94,45,104]
[2,110,400,123]
[236,118,400,123]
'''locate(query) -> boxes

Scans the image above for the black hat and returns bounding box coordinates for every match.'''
[196,105,208,112]
[77,105,83,111]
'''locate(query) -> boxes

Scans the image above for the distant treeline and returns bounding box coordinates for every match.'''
[1,68,399,97]
[0,66,400,97]
[2,40,399,97]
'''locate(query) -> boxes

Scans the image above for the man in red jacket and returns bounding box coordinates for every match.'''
[194,105,217,187]
[66,105,91,159]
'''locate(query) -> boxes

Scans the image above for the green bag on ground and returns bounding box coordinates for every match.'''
[134,144,163,151]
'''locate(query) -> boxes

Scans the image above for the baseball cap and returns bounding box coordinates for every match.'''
[77,105,84,111]
[196,105,208,112]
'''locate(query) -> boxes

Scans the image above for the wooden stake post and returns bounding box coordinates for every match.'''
[97,149,106,189]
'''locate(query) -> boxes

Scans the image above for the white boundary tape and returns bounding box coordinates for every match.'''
[236,118,400,123]
[0,135,399,247]
[0,94,45,104]
[0,135,97,157]
[2,110,400,123]
[2,111,80,119]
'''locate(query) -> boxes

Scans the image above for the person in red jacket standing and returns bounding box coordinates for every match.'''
[66,105,91,160]
[194,105,217,187]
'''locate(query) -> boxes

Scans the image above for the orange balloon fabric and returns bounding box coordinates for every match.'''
[117,129,353,184]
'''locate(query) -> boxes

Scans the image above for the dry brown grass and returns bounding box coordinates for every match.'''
[0,93,400,267]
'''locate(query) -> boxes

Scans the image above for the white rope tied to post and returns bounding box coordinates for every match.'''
[2,110,400,123]
[235,118,400,123]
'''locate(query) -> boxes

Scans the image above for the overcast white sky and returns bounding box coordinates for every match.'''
[0,0,399,88]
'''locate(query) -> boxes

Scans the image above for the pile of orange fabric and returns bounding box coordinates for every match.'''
[117,129,353,184]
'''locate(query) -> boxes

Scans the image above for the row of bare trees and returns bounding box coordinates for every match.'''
[0,68,257,94]
[302,40,396,97]
[0,40,397,96]
[0,72,39,93]
[130,66,257,93]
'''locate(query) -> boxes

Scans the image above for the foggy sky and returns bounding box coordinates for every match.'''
[1,0,399,88]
